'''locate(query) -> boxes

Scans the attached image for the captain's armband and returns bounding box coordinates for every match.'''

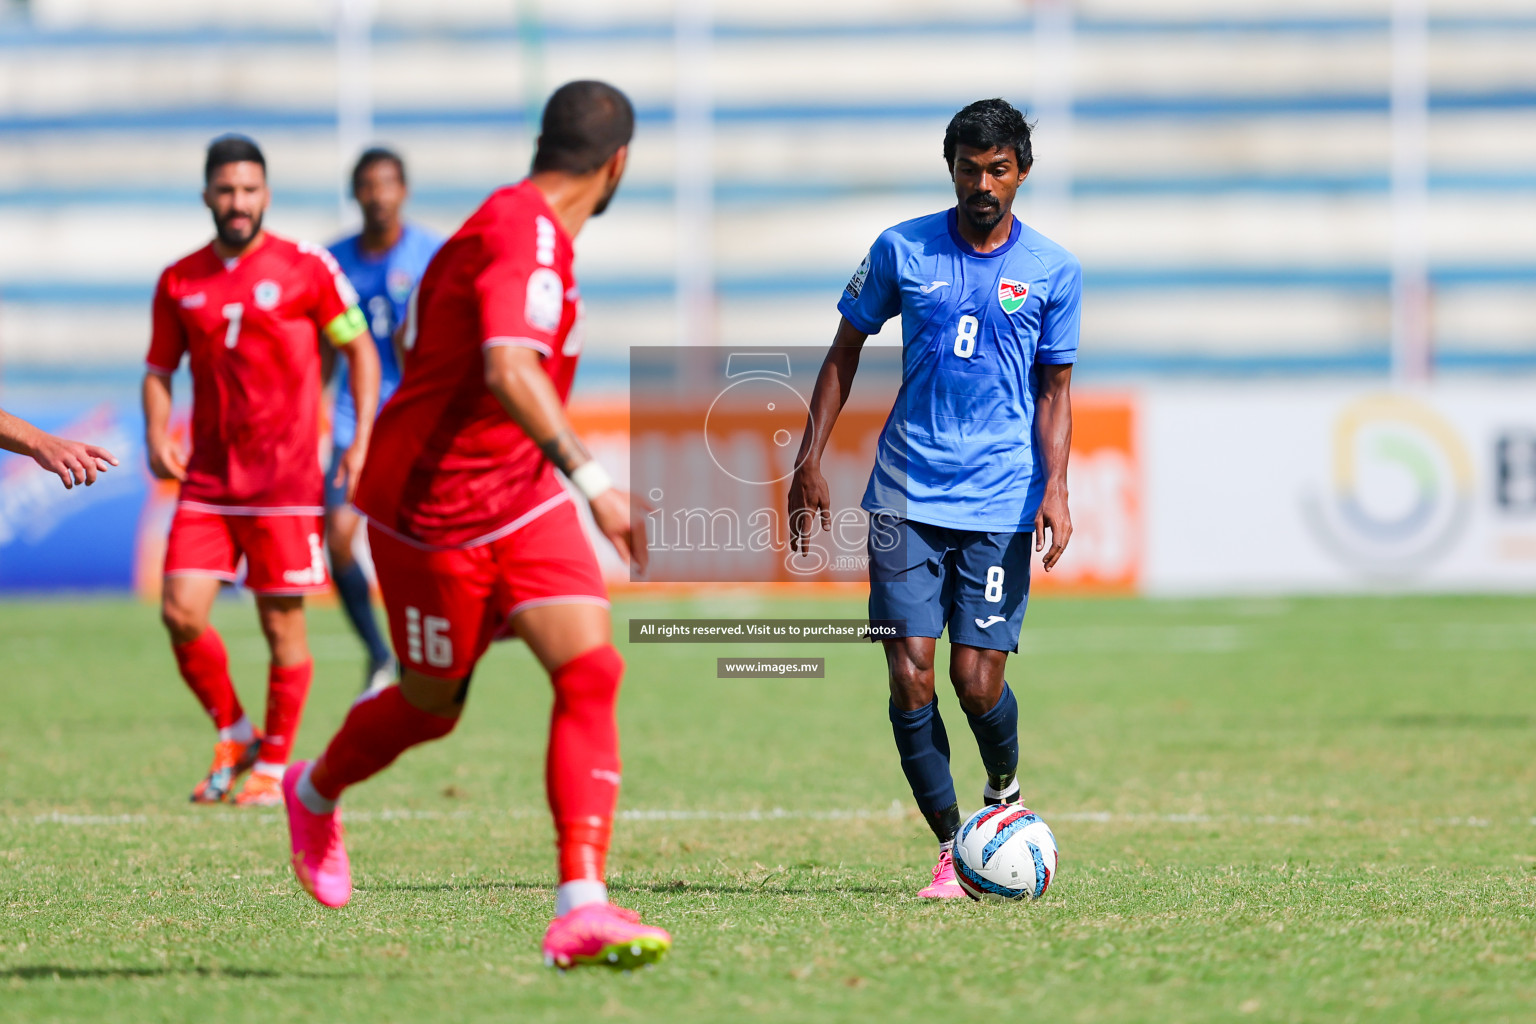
[323,306,369,347]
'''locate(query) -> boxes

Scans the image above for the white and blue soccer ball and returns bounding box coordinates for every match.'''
[953,804,1057,901]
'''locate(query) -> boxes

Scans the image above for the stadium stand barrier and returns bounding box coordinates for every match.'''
[0,1,1532,594]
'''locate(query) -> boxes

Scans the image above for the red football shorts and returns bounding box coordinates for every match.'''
[368,497,609,679]
[164,504,329,596]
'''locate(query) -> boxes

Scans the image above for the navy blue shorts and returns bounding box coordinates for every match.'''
[867,514,1033,653]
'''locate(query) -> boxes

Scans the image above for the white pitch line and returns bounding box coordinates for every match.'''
[617,807,903,822]
[7,807,1517,829]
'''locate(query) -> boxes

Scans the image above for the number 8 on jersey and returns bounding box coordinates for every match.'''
[954,315,978,358]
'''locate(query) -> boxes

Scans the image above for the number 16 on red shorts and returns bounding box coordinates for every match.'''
[366,499,609,680]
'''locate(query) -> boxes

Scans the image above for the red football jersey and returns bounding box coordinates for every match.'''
[147,233,368,511]
[355,181,585,549]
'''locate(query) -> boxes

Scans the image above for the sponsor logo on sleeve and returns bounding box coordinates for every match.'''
[998,279,1030,315]
[845,252,871,299]
[525,267,564,333]
[179,292,206,309]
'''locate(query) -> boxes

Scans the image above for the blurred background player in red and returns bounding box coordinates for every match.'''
[281,81,670,970]
[143,135,381,807]
[0,407,118,489]
[325,148,443,696]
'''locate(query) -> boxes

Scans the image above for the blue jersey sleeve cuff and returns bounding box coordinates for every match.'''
[836,296,886,336]
[1035,353,1078,365]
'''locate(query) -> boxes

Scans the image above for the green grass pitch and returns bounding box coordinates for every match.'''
[3,593,1535,1023]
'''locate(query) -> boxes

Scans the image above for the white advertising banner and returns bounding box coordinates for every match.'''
[1141,384,1536,595]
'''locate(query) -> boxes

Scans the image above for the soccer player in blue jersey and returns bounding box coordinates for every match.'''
[788,99,1079,898]
[327,148,443,693]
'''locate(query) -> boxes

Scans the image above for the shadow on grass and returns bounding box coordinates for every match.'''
[375,879,905,896]
[2,964,350,981]
[1380,713,1531,729]
[618,882,905,897]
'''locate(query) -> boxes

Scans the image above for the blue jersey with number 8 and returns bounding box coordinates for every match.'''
[837,208,1081,532]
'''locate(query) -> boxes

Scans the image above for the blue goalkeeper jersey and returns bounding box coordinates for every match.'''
[328,223,443,449]
[837,208,1082,532]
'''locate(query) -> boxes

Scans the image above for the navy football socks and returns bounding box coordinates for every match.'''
[889,698,961,845]
[966,682,1020,791]
[333,560,391,667]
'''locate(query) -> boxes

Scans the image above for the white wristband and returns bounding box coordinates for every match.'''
[569,460,613,501]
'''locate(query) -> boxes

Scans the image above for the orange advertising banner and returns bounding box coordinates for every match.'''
[1029,393,1140,593]
[574,389,1141,595]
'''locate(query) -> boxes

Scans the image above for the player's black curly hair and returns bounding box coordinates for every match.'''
[532,80,635,176]
[352,147,406,194]
[204,134,265,184]
[943,99,1033,171]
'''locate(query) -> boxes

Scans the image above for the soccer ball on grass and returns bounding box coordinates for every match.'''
[953,804,1057,901]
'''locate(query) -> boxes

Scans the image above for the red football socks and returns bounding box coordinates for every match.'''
[547,645,625,884]
[259,660,314,766]
[302,644,622,883]
[172,627,244,731]
[310,685,457,801]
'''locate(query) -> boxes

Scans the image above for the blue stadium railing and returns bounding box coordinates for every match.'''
[1,13,1533,377]
[6,265,1535,305]
[6,88,1536,134]
[4,15,1536,47]
[6,173,1536,209]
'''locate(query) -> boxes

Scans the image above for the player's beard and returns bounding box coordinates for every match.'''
[960,193,1006,233]
[215,209,263,250]
[591,178,621,218]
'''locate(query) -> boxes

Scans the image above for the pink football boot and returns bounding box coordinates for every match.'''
[282,761,352,908]
[917,848,966,898]
[542,902,672,970]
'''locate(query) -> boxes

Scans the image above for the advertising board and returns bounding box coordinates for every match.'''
[1141,385,1536,594]
[6,383,1526,598]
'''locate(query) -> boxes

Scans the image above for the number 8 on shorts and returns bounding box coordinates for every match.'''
[985,565,1005,603]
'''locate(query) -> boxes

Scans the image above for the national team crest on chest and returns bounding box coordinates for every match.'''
[997,279,1030,315]
[387,269,412,303]
[253,279,282,310]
